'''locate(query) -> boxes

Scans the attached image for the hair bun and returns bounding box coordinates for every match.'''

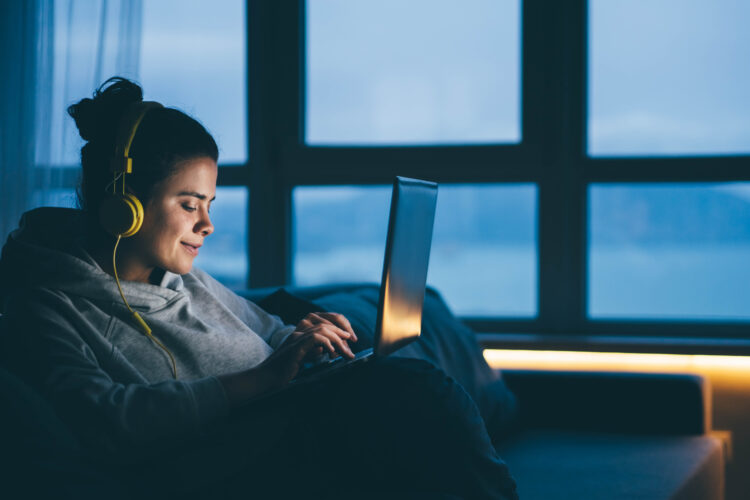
[67,77,144,143]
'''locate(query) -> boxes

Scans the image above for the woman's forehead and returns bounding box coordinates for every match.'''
[161,157,218,193]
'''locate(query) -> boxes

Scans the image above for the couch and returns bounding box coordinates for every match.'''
[0,284,725,499]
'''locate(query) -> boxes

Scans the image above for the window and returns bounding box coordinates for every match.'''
[583,0,750,332]
[141,0,247,163]
[250,0,750,341]
[428,184,537,317]
[36,1,750,342]
[306,0,521,145]
[293,184,537,316]
[588,183,750,321]
[588,0,750,156]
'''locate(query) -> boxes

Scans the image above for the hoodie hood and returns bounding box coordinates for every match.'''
[0,207,183,312]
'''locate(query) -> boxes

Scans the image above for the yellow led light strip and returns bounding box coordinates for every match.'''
[483,349,750,375]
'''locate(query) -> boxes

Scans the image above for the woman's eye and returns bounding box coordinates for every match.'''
[182,204,197,212]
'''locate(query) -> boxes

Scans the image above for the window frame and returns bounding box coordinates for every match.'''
[243,0,750,344]
[43,1,750,348]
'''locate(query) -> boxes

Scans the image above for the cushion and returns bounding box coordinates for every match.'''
[502,370,709,435]
[257,286,518,438]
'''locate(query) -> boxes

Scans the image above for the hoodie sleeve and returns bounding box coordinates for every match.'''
[189,268,295,349]
[2,288,231,456]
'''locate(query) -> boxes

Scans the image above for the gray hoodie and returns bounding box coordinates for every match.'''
[0,207,294,455]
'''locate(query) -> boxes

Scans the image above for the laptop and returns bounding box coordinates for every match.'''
[288,176,438,385]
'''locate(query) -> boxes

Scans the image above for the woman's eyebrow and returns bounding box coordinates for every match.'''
[177,191,217,202]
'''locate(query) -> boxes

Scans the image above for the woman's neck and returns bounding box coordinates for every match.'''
[87,234,158,285]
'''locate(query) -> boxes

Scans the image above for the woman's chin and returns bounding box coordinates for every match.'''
[166,261,194,276]
[178,264,194,275]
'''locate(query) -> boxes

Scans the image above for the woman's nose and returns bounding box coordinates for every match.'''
[196,209,214,236]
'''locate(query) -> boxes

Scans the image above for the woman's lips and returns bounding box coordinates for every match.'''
[181,242,200,256]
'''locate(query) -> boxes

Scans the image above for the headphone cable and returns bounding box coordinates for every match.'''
[112,235,178,379]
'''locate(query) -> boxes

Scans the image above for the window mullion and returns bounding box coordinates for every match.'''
[534,0,588,334]
[247,0,299,288]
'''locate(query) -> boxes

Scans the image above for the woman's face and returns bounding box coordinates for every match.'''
[122,156,217,282]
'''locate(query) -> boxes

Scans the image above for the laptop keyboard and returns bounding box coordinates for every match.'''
[294,348,374,381]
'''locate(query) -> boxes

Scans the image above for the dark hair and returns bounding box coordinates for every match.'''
[67,77,219,228]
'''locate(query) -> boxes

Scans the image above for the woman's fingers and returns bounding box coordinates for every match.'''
[309,327,353,358]
[262,323,356,391]
[296,317,314,331]
[303,312,358,343]
[294,312,358,358]
[296,324,356,359]
[317,312,358,342]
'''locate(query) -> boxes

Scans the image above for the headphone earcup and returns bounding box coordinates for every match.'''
[99,193,144,237]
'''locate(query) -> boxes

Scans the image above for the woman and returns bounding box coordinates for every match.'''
[0,78,517,499]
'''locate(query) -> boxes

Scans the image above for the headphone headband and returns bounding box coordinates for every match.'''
[101,100,162,237]
[111,101,163,174]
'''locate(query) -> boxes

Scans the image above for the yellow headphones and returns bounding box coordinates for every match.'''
[101,100,178,379]
[99,101,163,237]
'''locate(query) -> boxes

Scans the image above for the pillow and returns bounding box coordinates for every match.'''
[257,286,518,438]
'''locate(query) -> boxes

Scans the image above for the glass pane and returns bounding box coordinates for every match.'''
[306,0,521,145]
[429,184,537,316]
[141,0,247,163]
[294,186,391,284]
[588,0,750,156]
[193,187,248,290]
[46,0,247,167]
[588,183,750,321]
[293,183,537,317]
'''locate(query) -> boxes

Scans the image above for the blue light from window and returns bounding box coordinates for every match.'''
[306,0,521,146]
[293,183,537,317]
[588,183,750,321]
[588,0,750,156]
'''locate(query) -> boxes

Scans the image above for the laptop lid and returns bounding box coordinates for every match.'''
[374,176,438,357]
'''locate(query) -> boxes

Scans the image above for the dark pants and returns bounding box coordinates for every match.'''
[215,358,518,500]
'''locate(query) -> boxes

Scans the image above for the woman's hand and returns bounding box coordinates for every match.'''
[253,312,358,392]
[287,312,359,361]
[218,334,318,405]
[218,312,359,405]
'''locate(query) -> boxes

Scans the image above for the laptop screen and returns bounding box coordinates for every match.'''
[374,177,438,357]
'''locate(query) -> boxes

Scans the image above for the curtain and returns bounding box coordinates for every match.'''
[0,1,42,244]
[0,0,143,244]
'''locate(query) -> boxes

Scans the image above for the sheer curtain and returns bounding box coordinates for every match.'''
[0,0,142,244]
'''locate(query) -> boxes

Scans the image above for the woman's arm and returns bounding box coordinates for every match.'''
[3,289,230,455]
[217,334,316,405]
[218,313,358,406]
[188,268,296,348]
[188,269,358,358]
